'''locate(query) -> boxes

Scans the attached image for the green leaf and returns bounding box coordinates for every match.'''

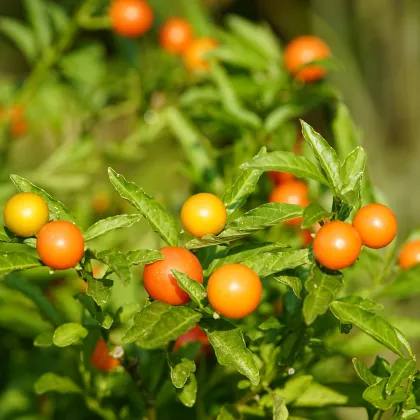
[47,3,70,35]
[303,266,343,325]
[333,103,359,160]
[302,203,329,229]
[244,249,310,278]
[340,146,366,195]
[210,62,261,129]
[352,358,378,386]
[381,266,420,299]
[206,242,288,276]
[227,203,304,232]
[166,107,222,192]
[301,120,342,193]
[10,174,75,222]
[242,152,329,186]
[86,274,113,306]
[200,318,260,385]
[0,251,42,274]
[53,322,88,347]
[35,373,82,395]
[259,317,282,331]
[171,269,206,308]
[84,214,142,242]
[363,378,406,410]
[216,406,238,420]
[293,382,349,407]
[277,375,313,404]
[125,249,163,265]
[330,301,406,357]
[96,250,132,284]
[226,15,281,62]
[34,331,53,348]
[24,0,52,50]
[386,358,416,395]
[265,104,307,134]
[177,374,197,407]
[6,275,60,326]
[108,168,178,246]
[222,147,265,217]
[122,302,201,349]
[0,18,37,62]
[273,392,289,420]
[274,269,302,298]
[168,355,196,388]
[184,229,249,249]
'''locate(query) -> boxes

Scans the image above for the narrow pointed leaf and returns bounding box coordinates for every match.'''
[340,146,366,194]
[84,214,142,241]
[274,269,302,298]
[301,120,342,192]
[363,378,406,410]
[302,203,330,229]
[34,331,53,348]
[303,266,343,325]
[242,152,329,186]
[10,174,75,222]
[0,18,37,62]
[24,0,52,49]
[122,302,201,349]
[206,242,288,276]
[171,269,206,308]
[330,301,406,357]
[244,249,310,278]
[126,249,163,265]
[178,374,197,407]
[200,318,260,385]
[333,103,359,159]
[222,148,265,217]
[108,168,178,246]
[386,358,416,395]
[0,251,42,273]
[273,392,289,420]
[277,375,313,404]
[352,358,378,386]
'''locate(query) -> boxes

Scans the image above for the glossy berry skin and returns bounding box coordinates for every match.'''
[173,325,209,353]
[109,0,153,38]
[143,246,203,305]
[207,264,262,319]
[269,180,309,226]
[352,203,397,249]
[268,171,295,185]
[91,339,120,372]
[313,221,362,270]
[181,193,227,238]
[36,221,85,270]
[160,18,193,54]
[4,193,49,237]
[183,38,218,72]
[398,240,420,270]
[284,35,331,82]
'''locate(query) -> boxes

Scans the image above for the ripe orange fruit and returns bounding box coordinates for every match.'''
[313,221,362,270]
[183,38,218,72]
[91,339,120,371]
[143,246,203,305]
[268,171,295,185]
[398,240,420,270]
[159,18,193,54]
[181,193,227,238]
[109,0,153,38]
[269,180,309,226]
[36,221,85,270]
[284,35,331,82]
[353,203,397,249]
[173,325,210,353]
[207,264,262,319]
